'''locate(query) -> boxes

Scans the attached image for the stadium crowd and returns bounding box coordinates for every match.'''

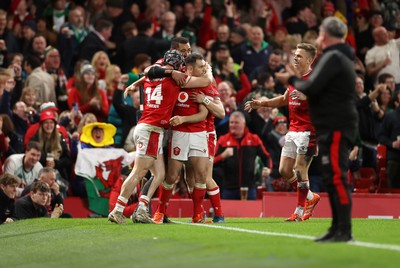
[1,0,400,224]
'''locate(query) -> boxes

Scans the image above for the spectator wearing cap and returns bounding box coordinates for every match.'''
[67,63,109,122]
[10,0,34,39]
[0,9,20,67]
[23,101,70,150]
[58,6,88,77]
[28,110,71,183]
[24,54,56,105]
[321,2,335,19]
[44,46,69,112]
[79,18,113,62]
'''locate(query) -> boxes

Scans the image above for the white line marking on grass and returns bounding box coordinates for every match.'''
[174,221,400,252]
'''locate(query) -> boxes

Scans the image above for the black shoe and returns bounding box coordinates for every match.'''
[163,214,172,223]
[316,230,354,243]
[315,230,336,242]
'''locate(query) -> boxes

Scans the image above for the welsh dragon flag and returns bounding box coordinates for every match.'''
[75,146,135,215]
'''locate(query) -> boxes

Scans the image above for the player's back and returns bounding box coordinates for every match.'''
[139,77,181,128]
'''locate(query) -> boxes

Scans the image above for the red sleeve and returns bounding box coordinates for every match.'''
[67,87,80,109]
[235,73,252,103]
[215,76,222,85]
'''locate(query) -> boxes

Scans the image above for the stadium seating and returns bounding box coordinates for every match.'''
[352,167,377,193]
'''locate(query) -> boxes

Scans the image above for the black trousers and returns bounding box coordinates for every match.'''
[317,128,356,234]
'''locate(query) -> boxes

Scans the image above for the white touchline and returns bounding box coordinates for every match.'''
[174,221,400,253]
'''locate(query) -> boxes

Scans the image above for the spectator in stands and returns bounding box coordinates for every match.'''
[213,111,272,200]
[42,0,70,33]
[355,76,386,168]
[354,8,373,62]
[79,18,113,61]
[3,141,43,196]
[21,167,65,209]
[249,48,285,94]
[24,101,70,149]
[44,46,68,111]
[114,19,170,73]
[245,96,277,148]
[154,11,177,42]
[28,110,71,184]
[0,173,20,223]
[19,86,39,122]
[36,16,58,48]
[24,54,56,105]
[111,75,140,148]
[0,9,20,66]
[232,25,272,76]
[0,71,30,141]
[28,34,48,61]
[79,122,116,149]
[378,73,396,94]
[67,63,109,122]
[215,57,251,103]
[214,81,237,137]
[0,114,24,157]
[264,114,288,191]
[10,0,33,39]
[15,180,63,219]
[91,50,110,90]
[18,20,37,56]
[58,5,88,77]
[378,91,400,188]
[365,26,400,88]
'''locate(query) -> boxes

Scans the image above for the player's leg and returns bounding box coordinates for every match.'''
[108,124,162,224]
[153,130,188,224]
[153,158,183,224]
[189,156,211,223]
[294,131,320,221]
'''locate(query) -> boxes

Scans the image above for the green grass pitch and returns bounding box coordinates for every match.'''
[1,218,399,268]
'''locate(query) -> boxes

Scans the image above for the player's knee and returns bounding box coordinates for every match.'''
[279,166,293,179]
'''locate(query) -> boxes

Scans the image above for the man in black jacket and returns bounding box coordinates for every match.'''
[277,17,358,242]
[0,173,20,224]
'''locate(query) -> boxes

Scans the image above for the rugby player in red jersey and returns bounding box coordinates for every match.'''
[245,43,321,221]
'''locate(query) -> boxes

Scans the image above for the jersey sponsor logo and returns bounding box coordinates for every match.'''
[177,92,189,103]
[173,146,181,156]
